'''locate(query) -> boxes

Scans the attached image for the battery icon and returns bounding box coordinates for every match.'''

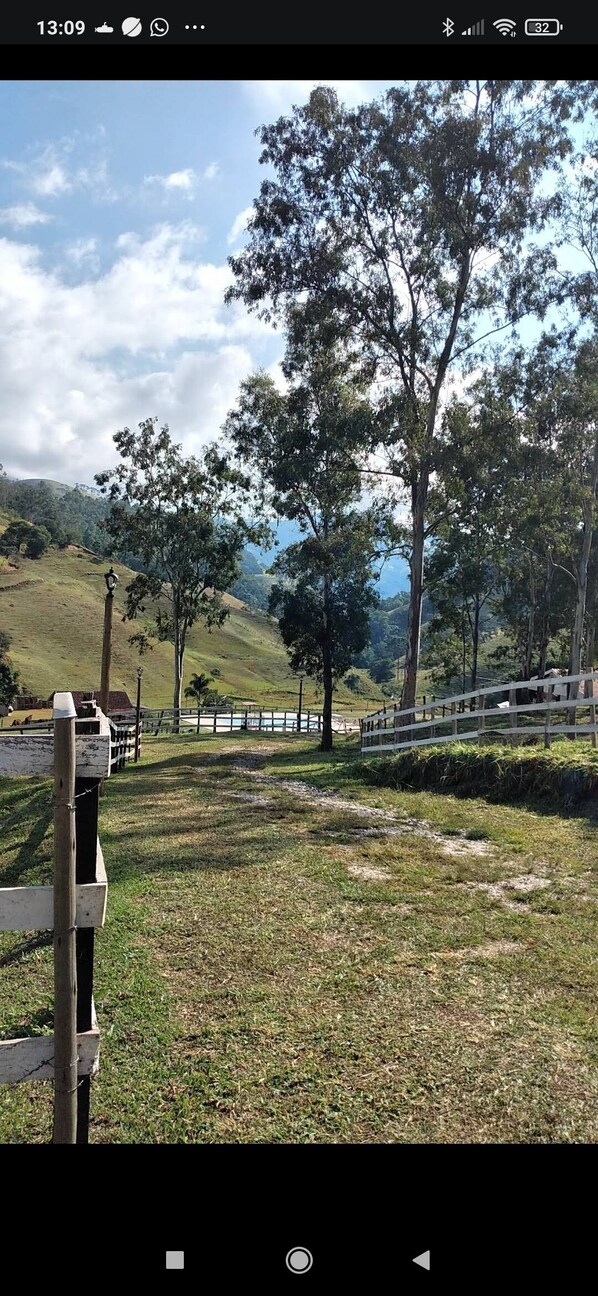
[524,18,563,34]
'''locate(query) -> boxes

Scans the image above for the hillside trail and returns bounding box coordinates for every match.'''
[212,745,498,857]
[203,744,555,910]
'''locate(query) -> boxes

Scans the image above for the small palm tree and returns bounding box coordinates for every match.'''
[184,672,214,728]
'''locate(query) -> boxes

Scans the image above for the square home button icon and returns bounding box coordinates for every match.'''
[166,1252,185,1269]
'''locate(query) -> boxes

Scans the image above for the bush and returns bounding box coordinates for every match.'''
[357,741,598,809]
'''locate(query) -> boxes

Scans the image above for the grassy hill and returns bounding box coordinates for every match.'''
[0,520,384,711]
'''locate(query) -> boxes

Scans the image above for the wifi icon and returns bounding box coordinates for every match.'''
[493,17,516,34]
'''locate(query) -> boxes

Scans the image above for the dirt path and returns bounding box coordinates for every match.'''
[218,747,497,858]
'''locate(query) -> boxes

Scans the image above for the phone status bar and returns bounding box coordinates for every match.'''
[4,12,593,43]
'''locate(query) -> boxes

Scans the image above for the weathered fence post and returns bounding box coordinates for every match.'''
[306,710,311,733]
[213,709,218,735]
[544,684,552,749]
[509,689,518,745]
[259,710,263,731]
[451,701,458,736]
[134,670,142,762]
[431,697,436,740]
[74,702,101,1144]
[52,693,78,1145]
[231,706,234,734]
[478,693,485,745]
[584,675,597,749]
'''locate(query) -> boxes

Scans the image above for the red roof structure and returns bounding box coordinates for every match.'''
[49,689,134,715]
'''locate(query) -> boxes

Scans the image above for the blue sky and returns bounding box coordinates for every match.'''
[0,79,394,485]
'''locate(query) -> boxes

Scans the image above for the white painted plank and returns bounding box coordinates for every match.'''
[0,881,107,931]
[0,732,110,778]
[362,670,598,724]
[0,837,107,931]
[0,1027,100,1085]
[365,697,595,740]
[362,723,598,754]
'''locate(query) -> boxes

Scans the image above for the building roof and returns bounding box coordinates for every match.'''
[49,689,134,714]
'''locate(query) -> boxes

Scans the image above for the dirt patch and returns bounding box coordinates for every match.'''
[436,940,525,960]
[228,792,275,807]
[348,864,393,881]
[463,873,551,912]
[439,838,495,857]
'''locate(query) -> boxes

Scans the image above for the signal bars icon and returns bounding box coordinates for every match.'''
[462,17,484,33]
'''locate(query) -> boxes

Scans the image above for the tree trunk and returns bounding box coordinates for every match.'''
[173,627,183,734]
[401,474,428,715]
[569,433,598,703]
[321,578,333,751]
[523,559,535,683]
[538,559,554,683]
[566,431,598,737]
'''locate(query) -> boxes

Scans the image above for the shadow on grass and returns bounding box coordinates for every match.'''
[0,931,52,968]
[0,782,53,885]
[0,1005,53,1040]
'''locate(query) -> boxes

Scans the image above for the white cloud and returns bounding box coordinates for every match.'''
[203,162,219,181]
[0,226,277,483]
[144,168,197,193]
[66,237,99,270]
[0,203,52,228]
[227,206,253,246]
[2,136,118,204]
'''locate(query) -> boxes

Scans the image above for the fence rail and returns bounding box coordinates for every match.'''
[361,671,598,755]
[126,705,334,736]
[0,694,115,1143]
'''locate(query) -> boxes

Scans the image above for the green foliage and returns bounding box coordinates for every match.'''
[370,657,396,684]
[226,321,390,748]
[360,742,598,808]
[0,519,51,559]
[96,418,266,712]
[269,523,379,683]
[184,672,214,706]
[228,80,588,708]
[0,629,19,705]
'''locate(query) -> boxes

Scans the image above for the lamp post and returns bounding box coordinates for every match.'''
[99,566,119,717]
[134,665,143,763]
[297,675,304,733]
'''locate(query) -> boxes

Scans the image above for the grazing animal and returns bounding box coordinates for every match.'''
[22,714,33,725]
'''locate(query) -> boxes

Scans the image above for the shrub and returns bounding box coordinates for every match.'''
[357,741,598,809]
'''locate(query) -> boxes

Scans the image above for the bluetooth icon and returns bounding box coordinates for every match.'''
[443,16,455,35]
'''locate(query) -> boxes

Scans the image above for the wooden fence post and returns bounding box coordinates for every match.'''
[74,704,101,1144]
[52,693,78,1145]
[544,685,552,749]
[431,697,436,740]
[213,710,218,735]
[509,689,518,745]
[584,676,597,749]
[231,706,234,734]
[478,694,485,745]
[451,701,457,736]
[196,707,201,735]
[306,710,310,733]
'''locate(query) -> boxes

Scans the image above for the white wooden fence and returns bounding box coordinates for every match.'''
[0,693,112,1141]
[361,671,598,754]
[129,705,329,736]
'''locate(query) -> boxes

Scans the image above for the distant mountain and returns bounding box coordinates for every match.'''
[16,478,72,497]
[249,519,410,598]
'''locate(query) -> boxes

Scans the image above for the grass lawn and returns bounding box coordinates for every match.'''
[1,730,597,1143]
